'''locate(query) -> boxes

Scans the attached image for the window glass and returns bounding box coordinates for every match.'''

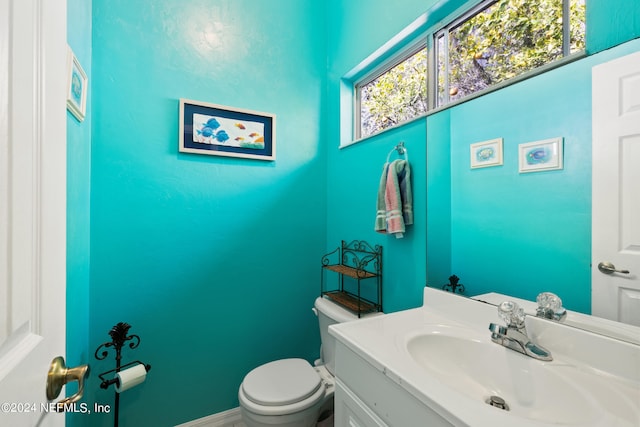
[357,47,427,139]
[569,0,587,51]
[437,34,447,106]
[439,0,585,105]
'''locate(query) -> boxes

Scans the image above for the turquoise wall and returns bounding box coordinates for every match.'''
[587,0,640,54]
[449,59,593,311]
[87,0,327,425]
[64,0,640,425]
[66,0,92,424]
[325,119,428,312]
[448,38,640,313]
[425,112,452,290]
[324,0,467,312]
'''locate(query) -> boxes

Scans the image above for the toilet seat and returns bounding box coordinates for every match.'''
[243,358,321,406]
[239,358,329,416]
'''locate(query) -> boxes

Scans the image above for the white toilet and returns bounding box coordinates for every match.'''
[238,296,376,427]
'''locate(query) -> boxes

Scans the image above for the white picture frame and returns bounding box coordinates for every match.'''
[518,137,564,173]
[470,138,503,169]
[66,46,88,122]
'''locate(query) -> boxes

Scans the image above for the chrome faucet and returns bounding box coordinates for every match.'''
[535,292,567,321]
[489,301,553,361]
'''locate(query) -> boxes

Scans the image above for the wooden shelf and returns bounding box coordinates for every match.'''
[324,291,376,314]
[323,264,376,279]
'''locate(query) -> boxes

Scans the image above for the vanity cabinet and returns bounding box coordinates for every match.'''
[320,240,382,317]
[333,340,453,427]
[335,380,388,427]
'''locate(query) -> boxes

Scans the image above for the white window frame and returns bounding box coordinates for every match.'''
[353,39,428,141]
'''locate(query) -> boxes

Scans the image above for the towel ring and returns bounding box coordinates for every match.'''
[386,142,409,163]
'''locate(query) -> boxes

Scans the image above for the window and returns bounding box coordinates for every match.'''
[349,0,585,143]
[355,46,428,140]
[436,0,586,106]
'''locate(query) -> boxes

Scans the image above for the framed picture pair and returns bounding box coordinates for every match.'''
[470,137,563,173]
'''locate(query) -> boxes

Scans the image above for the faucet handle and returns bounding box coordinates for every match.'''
[497,301,525,328]
[536,292,566,321]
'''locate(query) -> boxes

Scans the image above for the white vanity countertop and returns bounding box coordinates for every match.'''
[329,288,640,427]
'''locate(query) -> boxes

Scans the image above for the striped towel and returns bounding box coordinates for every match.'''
[375,159,413,238]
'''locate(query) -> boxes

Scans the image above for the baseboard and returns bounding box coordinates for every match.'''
[174,407,245,427]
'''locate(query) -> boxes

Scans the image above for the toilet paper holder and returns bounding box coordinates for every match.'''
[97,360,151,390]
[95,322,151,427]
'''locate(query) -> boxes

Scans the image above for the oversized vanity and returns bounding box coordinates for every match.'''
[329,287,640,427]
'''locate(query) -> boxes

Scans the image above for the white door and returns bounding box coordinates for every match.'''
[592,50,640,326]
[0,0,68,426]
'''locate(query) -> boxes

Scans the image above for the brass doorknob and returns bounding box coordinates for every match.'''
[46,356,90,405]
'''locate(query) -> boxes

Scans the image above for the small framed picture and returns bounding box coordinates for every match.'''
[66,46,88,122]
[179,99,276,161]
[470,138,503,169]
[518,137,563,173]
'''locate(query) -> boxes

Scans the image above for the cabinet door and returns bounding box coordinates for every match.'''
[335,380,388,427]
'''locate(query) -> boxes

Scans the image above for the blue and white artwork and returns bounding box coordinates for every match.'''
[66,47,87,122]
[519,138,563,173]
[193,113,265,150]
[476,146,496,162]
[70,66,84,106]
[470,138,503,169]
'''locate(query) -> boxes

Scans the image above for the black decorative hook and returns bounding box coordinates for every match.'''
[442,274,465,294]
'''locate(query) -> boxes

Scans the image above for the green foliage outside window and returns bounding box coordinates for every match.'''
[359,47,428,139]
[443,0,586,103]
[356,0,585,139]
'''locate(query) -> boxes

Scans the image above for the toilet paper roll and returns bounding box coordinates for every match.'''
[115,364,147,393]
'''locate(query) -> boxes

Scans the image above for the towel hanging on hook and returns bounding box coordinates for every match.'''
[377,141,413,238]
[386,141,409,163]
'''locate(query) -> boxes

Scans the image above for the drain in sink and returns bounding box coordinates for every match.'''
[486,395,509,411]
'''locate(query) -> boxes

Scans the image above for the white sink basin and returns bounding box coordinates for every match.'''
[406,326,594,425]
[330,288,640,427]
[406,325,638,425]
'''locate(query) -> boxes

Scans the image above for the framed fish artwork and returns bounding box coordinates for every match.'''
[179,98,276,161]
[66,46,88,122]
[518,137,563,173]
[470,138,503,169]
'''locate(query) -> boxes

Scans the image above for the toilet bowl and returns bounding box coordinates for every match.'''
[238,297,377,427]
[238,359,334,427]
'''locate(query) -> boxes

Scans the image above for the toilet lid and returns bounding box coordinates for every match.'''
[242,358,322,406]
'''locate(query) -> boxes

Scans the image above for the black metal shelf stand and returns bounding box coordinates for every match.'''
[321,240,382,317]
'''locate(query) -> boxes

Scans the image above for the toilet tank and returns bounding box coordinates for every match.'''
[313,297,360,375]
